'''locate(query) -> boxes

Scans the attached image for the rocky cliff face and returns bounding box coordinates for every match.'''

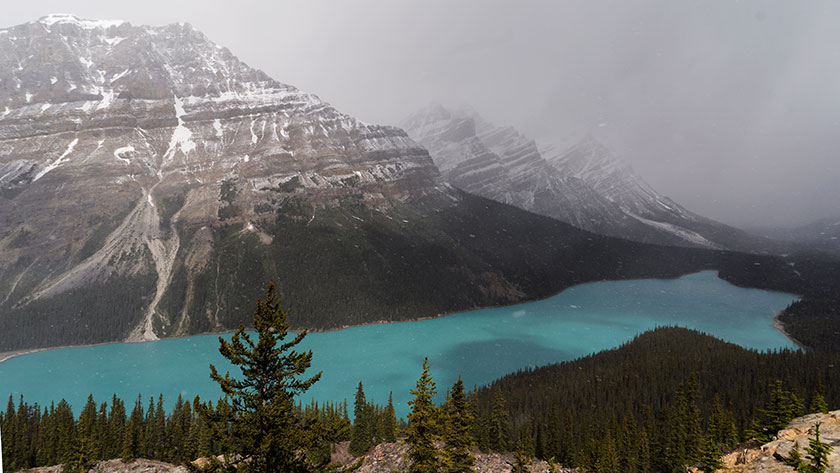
[0,15,451,348]
[403,104,773,252]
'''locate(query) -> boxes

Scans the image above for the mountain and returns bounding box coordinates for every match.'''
[750,217,840,257]
[0,16,805,352]
[402,104,773,252]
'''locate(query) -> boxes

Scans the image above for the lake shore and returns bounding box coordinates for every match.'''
[772,313,806,350]
[0,270,804,364]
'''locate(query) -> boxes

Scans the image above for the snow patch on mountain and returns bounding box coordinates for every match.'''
[33,138,79,182]
[38,14,125,30]
[113,146,134,165]
[163,95,196,160]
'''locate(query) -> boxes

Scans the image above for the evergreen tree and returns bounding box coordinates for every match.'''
[61,436,97,473]
[619,415,639,473]
[3,395,16,471]
[637,427,652,473]
[169,396,192,464]
[748,380,796,443]
[698,433,723,473]
[195,283,323,473]
[121,395,144,462]
[804,422,832,473]
[406,357,439,473]
[77,395,98,443]
[811,379,829,415]
[488,390,511,452]
[442,377,475,473]
[53,400,75,464]
[381,392,398,443]
[349,382,371,456]
[789,388,805,419]
[786,441,806,471]
[512,441,530,473]
[685,374,703,463]
[706,395,725,446]
[664,384,688,473]
[107,395,126,460]
[811,393,829,415]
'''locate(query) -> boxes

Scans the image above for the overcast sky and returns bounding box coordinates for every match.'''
[4,0,839,228]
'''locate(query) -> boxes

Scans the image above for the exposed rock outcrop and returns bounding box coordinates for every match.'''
[692,410,840,473]
[18,459,188,473]
[350,440,577,473]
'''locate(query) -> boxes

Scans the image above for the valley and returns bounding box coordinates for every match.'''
[1,8,840,473]
[1,15,831,354]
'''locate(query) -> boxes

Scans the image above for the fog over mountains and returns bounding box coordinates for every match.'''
[3,1,838,228]
[6,14,793,351]
[403,104,772,251]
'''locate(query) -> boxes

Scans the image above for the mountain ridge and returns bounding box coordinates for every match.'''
[402,104,781,253]
[0,16,812,352]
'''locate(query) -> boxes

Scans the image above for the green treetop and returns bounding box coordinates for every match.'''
[407,357,439,473]
[442,376,475,473]
[196,283,323,473]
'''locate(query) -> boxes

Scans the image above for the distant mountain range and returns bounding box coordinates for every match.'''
[0,15,809,352]
[751,217,840,257]
[402,104,777,252]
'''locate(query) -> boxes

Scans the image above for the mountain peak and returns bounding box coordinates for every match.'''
[37,13,127,30]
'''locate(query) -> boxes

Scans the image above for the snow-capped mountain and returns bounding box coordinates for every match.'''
[403,104,767,250]
[0,16,799,352]
[0,15,446,347]
[0,15,741,351]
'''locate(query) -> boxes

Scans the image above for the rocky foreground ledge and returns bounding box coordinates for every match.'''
[690,410,840,473]
[20,411,840,473]
[17,443,577,473]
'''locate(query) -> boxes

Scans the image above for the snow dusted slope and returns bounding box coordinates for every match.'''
[539,136,775,250]
[402,105,633,236]
[404,104,769,250]
[0,15,446,345]
[0,16,789,352]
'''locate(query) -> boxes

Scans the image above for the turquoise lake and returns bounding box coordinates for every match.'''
[0,271,798,418]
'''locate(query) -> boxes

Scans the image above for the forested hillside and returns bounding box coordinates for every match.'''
[4,328,838,472]
[471,327,839,472]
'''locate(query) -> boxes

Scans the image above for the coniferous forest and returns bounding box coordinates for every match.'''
[3,327,839,472]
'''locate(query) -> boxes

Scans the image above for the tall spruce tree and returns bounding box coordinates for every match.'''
[349,382,371,456]
[407,358,439,473]
[382,392,398,443]
[442,377,475,473]
[698,433,723,473]
[195,283,323,473]
[748,380,797,443]
[488,390,511,452]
